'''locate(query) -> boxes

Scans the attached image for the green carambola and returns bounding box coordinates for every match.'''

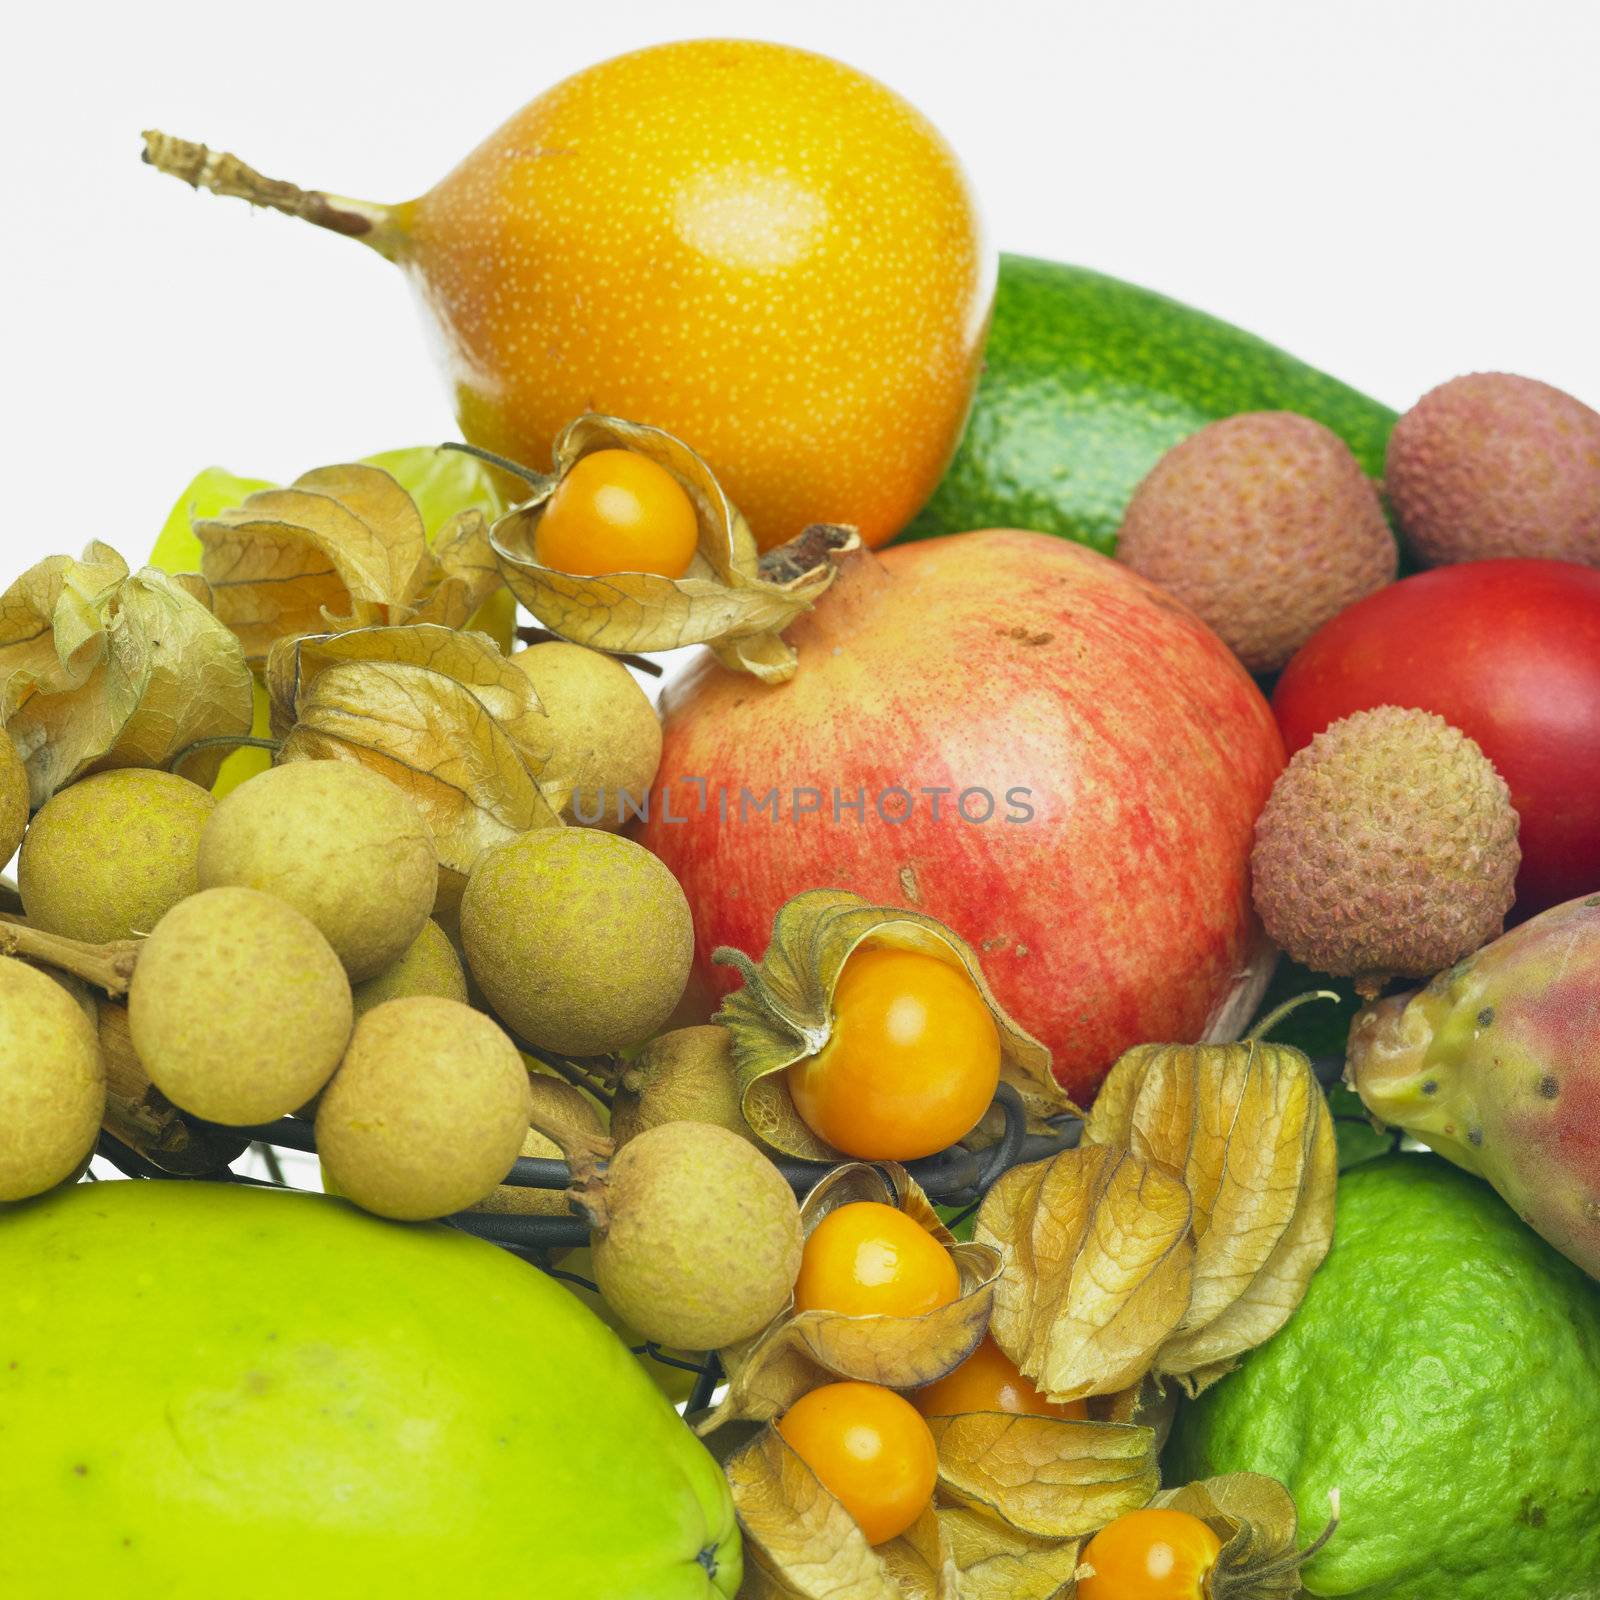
[905,256,1396,553]
[1167,1157,1600,1598]
[0,1182,738,1598]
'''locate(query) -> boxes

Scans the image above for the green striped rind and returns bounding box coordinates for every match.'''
[905,255,1397,554]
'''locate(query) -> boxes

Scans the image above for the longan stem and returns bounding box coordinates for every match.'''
[97,1002,247,1175]
[517,1040,618,1106]
[141,131,403,259]
[0,915,140,998]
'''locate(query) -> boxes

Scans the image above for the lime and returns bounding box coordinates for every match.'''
[1167,1156,1600,1597]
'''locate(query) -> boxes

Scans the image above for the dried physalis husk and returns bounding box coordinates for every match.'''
[975,1144,1195,1405]
[1083,1037,1337,1393]
[1143,1474,1340,1599]
[714,888,1062,1162]
[726,1426,956,1600]
[928,1410,1159,1539]
[192,462,504,664]
[937,1506,1085,1600]
[0,543,253,801]
[488,414,856,684]
[702,1163,999,1432]
[266,623,562,889]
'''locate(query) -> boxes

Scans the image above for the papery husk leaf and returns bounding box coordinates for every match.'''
[1084,1042,1336,1389]
[704,1164,998,1432]
[0,549,253,802]
[1150,1474,1310,1600]
[976,1146,1194,1403]
[195,464,506,663]
[716,889,1061,1161]
[0,544,130,723]
[270,625,560,877]
[408,508,504,628]
[877,1505,959,1600]
[937,1507,1083,1600]
[490,414,853,685]
[266,623,555,770]
[725,1427,903,1600]
[930,1413,1158,1539]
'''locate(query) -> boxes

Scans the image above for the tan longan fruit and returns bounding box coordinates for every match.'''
[461,829,692,1057]
[129,886,352,1125]
[0,956,106,1200]
[611,1025,754,1148]
[18,769,215,943]
[316,996,533,1221]
[351,919,467,1022]
[591,1121,801,1351]
[510,642,662,830]
[197,759,438,981]
[0,733,28,868]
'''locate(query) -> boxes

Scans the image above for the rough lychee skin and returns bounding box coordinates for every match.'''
[1251,706,1520,983]
[1117,411,1396,673]
[1386,372,1600,566]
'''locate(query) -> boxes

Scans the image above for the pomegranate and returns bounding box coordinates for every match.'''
[641,531,1284,1101]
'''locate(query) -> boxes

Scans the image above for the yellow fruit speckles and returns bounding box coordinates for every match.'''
[407,40,992,550]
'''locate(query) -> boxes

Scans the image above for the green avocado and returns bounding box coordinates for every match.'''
[1166,1156,1600,1597]
[0,1181,739,1598]
[905,255,1397,553]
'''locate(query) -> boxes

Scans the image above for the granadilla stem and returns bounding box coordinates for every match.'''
[141,132,402,257]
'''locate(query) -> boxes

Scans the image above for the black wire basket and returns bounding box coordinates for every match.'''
[91,1057,1353,1413]
[91,1080,1080,1413]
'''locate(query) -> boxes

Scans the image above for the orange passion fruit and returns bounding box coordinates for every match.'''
[146,41,991,552]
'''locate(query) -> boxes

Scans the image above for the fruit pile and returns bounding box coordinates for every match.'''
[2,32,1598,1600]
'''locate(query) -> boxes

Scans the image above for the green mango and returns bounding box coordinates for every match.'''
[0,1181,738,1597]
[905,255,1397,554]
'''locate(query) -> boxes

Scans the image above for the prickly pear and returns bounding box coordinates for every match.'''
[1347,894,1600,1279]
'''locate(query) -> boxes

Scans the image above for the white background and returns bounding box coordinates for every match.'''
[4,0,1598,581]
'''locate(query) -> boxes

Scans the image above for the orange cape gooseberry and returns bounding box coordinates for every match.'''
[914,1334,1087,1421]
[533,449,700,579]
[1076,1506,1224,1600]
[777,1381,937,1546]
[787,945,1002,1161]
[792,1201,961,1319]
[144,40,993,552]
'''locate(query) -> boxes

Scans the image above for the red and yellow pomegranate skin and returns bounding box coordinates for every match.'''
[402,40,991,551]
[641,531,1284,1102]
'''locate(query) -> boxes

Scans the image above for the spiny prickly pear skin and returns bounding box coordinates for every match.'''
[1347,894,1600,1279]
